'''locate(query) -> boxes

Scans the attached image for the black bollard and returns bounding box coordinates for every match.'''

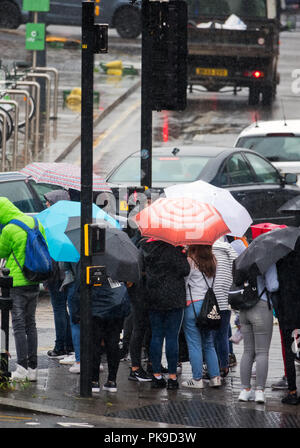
[0,268,13,382]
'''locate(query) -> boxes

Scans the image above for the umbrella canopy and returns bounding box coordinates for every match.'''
[65,217,142,283]
[37,201,120,262]
[234,226,300,277]
[21,162,112,192]
[164,180,252,237]
[132,197,230,246]
[278,195,300,214]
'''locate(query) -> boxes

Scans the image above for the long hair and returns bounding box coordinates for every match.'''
[188,244,217,278]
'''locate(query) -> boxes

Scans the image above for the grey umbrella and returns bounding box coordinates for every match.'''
[65,216,143,283]
[278,195,300,214]
[234,226,300,277]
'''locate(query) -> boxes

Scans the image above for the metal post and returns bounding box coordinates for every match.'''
[0,110,7,171]
[1,89,30,165]
[80,0,95,398]
[0,100,19,170]
[141,0,152,188]
[31,67,59,119]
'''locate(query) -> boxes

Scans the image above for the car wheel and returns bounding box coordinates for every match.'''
[0,1,22,29]
[248,86,260,106]
[114,7,141,39]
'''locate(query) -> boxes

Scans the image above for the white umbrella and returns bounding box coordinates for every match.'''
[164,180,252,237]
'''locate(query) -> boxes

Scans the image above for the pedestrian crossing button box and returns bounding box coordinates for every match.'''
[86,265,107,286]
[84,223,106,256]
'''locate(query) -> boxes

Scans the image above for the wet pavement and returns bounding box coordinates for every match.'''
[0,295,300,429]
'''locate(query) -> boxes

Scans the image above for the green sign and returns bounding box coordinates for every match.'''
[25,23,45,50]
[23,0,50,12]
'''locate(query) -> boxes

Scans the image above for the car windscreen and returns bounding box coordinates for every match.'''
[108,155,211,183]
[237,136,300,162]
[187,0,267,18]
[0,180,38,213]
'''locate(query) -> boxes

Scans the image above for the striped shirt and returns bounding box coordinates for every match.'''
[212,241,238,311]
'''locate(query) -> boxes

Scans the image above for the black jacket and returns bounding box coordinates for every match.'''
[276,239,300,330]
[140,240,190,312]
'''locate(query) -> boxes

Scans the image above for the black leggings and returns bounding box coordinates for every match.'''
[92,316,123,382]
[281,328,297,391]
[129,300,151,367]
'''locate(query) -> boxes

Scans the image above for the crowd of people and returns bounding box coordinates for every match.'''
[0,192,299,407]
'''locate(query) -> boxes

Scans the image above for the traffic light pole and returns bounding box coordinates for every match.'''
[80,0,94,398]
[141,0,152,189]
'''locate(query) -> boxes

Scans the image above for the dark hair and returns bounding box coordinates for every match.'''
[188,245,217,278]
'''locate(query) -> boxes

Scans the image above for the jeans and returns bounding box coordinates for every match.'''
[130,300,151,367]
[239,300,273,390]
[10,285,39,370]
[92,316,123,382]
[66,282,80,362]
[48,282,73,352]
[149,308,184,374]
[183,301,220,380]
[214,310,231,369]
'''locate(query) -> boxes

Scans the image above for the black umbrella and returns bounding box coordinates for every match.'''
[234,226,300,277]
[65,217,143,283]
[278,195,300,214]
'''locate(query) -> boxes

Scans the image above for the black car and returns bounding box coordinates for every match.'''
[106,146,300,227]
[0,171,64,213]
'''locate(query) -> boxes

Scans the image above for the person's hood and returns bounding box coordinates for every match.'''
[0,197,26,225]
[44,189,70,205]
[140,239,169,261]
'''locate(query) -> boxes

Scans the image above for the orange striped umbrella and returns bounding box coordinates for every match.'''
[133,197,230,246]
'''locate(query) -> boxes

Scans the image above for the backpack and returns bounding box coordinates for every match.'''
[9,217,53,283]
[188,273,221,331]
[228,277,269,311]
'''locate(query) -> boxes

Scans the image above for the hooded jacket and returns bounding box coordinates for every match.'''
[0,197,47,287]
[44,189,70,205]
[140,239,190,311]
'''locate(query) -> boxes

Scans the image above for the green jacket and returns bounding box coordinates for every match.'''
[0,197,47,287]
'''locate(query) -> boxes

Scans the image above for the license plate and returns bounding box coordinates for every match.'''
[195,67,228,77]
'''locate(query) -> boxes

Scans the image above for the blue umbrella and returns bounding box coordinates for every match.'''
[37,200,120,262]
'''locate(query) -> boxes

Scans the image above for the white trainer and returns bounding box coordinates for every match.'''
[27,368,38,382]
[238,389,255,402]
[182,378,204,389]
[209,376,221,387]
[69,362,80,374]
[11,364,28,382]
[255,390,265,403]
[59,354,76,365]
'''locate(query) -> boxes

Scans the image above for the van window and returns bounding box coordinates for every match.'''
[187,0,267,18]
[237,136,300,162]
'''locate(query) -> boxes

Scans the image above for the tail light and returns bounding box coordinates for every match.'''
[243,70,264,78]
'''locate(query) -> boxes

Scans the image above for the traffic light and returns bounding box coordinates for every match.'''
[145,0,188,111]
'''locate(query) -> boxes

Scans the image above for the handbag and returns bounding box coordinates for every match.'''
[188,272,221,331]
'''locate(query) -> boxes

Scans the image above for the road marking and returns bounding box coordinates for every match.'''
[0,415,32,421]
[75,99,141,166]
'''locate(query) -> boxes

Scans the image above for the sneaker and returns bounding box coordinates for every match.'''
[11,364,28,382]
[271,376,288,390]
[69,362,80,374]
[47,349,67,359]
[182,378,204,389]
[59,354,76,365]
[209,376,222,387]
[228,353,237,368]
[167,378,179,390]
[238,389,255,402]
[281,392,300,405]
[92,381,100,393]
[151,376,167,389]
[255,390,265,403]
[102,381,117,392]
[177,363,182,374]
[229,329,243,344]
[128,367,153,382]
[27,368,38,382]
